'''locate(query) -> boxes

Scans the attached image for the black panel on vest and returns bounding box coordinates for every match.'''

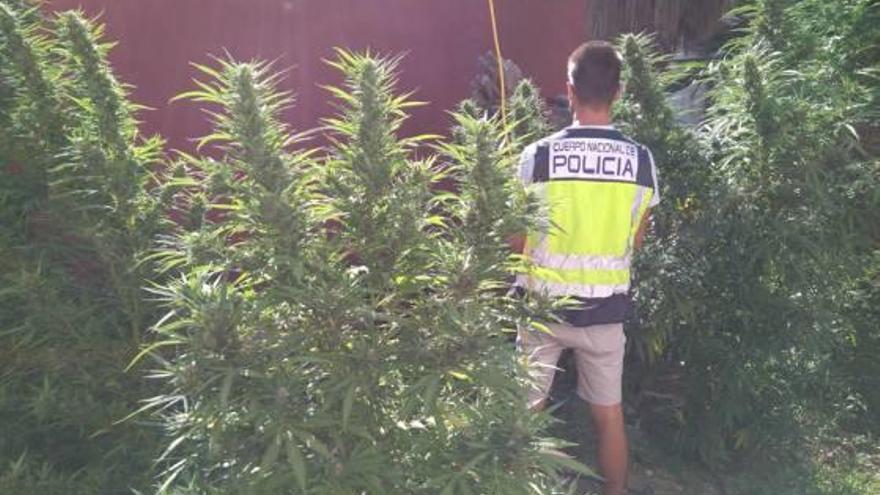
[532,144,550,183]
[534,127,646,186]
[636,147,654,189]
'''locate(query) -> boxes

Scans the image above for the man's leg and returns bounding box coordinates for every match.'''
[590,402,628,495]
[516,324,564,411]
[566,322,628,495]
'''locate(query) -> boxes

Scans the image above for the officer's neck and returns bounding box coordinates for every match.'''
[572,104,613,127]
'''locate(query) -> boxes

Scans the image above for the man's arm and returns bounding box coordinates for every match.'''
[508,234,526,254]
[509,145,536,255]
[633,212,651,251]
[634,147,660,251]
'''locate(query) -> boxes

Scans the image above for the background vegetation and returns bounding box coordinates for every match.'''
[617,1,879,491]
[0,0,877,494]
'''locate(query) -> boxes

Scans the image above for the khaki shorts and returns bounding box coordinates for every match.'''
[517,322,626,407]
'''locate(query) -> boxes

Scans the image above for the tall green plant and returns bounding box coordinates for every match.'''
[143,50,579,494]
[507,79,551,144]
[614,33,717,371]
[0,7,165,493]
[54,11,167,337]
[0,1,65,229]
[615,0,879,468]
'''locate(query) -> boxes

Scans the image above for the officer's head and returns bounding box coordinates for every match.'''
[566,41,623,112]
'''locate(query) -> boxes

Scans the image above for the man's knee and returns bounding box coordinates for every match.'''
[590,402,625,429]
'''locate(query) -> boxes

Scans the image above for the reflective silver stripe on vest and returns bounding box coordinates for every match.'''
[627,187,647,253]
[527,245,631,271]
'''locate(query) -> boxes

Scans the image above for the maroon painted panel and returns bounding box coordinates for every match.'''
[47,0,585,151]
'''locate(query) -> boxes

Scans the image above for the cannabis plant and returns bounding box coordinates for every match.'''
[507,79,552,145]
[614,0,879,465]
[0,0,65,230]
[143,50,578,494]
[701,0,878,452]
[54,11,169,334]
[1,6,166,493]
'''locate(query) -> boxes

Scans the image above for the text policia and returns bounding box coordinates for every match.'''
[549,138,638,182]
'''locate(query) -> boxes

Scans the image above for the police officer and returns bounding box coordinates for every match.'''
[513,41,660,495]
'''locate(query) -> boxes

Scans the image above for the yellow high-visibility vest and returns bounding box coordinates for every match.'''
[516,125,659,302]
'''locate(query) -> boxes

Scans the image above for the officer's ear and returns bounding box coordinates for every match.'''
[612,83,623,104]
[566,82,578,109]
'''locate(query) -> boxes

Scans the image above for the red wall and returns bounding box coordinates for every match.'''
[48,0,586,151]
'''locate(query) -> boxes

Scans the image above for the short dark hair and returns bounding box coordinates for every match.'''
[567,41,622,108]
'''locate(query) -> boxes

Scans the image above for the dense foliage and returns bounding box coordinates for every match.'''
[616,0,879,484]
[0,0,877,494]
[0,4,169,494]
[139,51,581,494]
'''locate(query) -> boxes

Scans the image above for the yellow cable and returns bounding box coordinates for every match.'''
[487,0,507,128]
